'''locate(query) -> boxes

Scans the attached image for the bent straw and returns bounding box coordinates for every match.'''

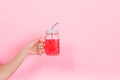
[51,22,59,29]
[51,22,59,39]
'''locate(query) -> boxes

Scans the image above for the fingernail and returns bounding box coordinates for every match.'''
[37,45,41,49]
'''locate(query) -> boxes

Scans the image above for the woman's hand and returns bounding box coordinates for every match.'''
[20,39,45,56]
[0,39,45,80]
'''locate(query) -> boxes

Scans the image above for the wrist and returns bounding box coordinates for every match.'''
[19,47,30,57]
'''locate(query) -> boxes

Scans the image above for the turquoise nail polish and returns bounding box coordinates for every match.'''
[38,45,41,49]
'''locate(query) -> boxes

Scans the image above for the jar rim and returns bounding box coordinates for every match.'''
[46,29,59,34]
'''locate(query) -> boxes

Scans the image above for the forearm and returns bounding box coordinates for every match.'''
[0,50,28,80]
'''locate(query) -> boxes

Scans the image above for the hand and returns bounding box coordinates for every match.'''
[20,39,45,56]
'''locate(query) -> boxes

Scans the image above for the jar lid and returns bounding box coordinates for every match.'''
[46,29,59,34]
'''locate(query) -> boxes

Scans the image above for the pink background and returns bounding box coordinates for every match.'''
[0,0,120,80]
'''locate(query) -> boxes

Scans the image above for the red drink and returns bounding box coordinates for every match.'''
[45,39,60,56]
[44,25,60,56]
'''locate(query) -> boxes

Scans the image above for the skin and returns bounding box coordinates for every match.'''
[0,39,45,80]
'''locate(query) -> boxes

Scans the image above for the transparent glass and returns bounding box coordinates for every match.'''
[44,31,60,56]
